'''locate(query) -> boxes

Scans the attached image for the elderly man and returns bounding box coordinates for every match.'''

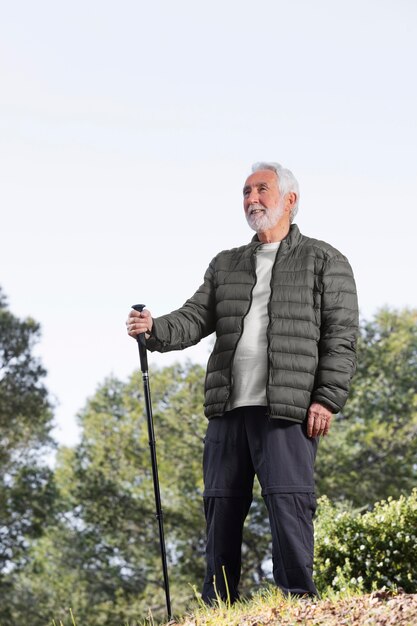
[127,162,358,602]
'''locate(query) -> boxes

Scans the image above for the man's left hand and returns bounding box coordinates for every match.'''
[307,402,333,438]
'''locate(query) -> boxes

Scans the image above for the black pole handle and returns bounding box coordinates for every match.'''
[132,304,148,373]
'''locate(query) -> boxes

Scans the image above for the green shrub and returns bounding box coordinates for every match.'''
[314,489,417,593]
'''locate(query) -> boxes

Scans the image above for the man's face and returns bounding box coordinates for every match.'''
[243,170,284,232]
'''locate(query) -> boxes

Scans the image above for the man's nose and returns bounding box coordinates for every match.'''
[247,189,259,204]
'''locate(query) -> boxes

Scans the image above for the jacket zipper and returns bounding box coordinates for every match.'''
[225,245,260,404]
[265,242,283,414]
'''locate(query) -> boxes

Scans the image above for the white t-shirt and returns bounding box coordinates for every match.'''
[227,241,280,411]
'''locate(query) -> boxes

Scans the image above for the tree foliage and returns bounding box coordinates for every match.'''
[0,287,56,622]
[2,307,417,623]
[5,363,271,623]
[316,308,417,506]
[14,364,210,624]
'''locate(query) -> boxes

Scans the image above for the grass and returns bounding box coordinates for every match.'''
[50,584,417,626]
[165,585,329,626]
[166,585,417,626]
[51,607,77,626]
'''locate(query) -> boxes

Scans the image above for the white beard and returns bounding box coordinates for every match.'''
[245,199,285,233]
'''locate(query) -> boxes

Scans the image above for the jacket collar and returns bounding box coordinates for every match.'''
[250,223,302,250]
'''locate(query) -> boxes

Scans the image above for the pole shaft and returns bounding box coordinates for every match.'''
[142,372,172,618]
[131,304,172,618]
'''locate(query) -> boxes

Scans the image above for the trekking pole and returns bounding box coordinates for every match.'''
[131,304,172,620]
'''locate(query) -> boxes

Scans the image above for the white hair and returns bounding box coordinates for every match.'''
[251,161,299,222]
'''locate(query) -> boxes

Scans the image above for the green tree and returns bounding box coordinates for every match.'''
[12,307,417,623]
[12,363,271,624]
[0,287,56,621]
[316,308,417,506]
[19,364,208,624]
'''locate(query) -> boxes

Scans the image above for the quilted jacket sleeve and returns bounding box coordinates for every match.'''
[312,254,359,413]
[145,259,217,353]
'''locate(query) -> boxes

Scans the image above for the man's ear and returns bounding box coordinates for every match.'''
[285,192,297,211]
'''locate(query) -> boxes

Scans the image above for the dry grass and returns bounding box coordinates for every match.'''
[163,587,417,626]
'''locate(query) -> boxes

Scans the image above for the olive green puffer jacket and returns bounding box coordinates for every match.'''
[146,225,359,423]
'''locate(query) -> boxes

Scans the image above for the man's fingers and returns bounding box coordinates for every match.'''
[126,309,152,337]
[322,414,333,436]
[307,413,315,437]
[307,411,321,438]
[307,408,316,435]
[307,403,333,438]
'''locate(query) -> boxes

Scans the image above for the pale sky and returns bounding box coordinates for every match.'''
[1,0,416,447]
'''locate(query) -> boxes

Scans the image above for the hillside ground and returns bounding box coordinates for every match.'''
[162,588,417,626]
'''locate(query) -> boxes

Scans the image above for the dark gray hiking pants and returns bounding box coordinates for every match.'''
[201,406,319,603]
